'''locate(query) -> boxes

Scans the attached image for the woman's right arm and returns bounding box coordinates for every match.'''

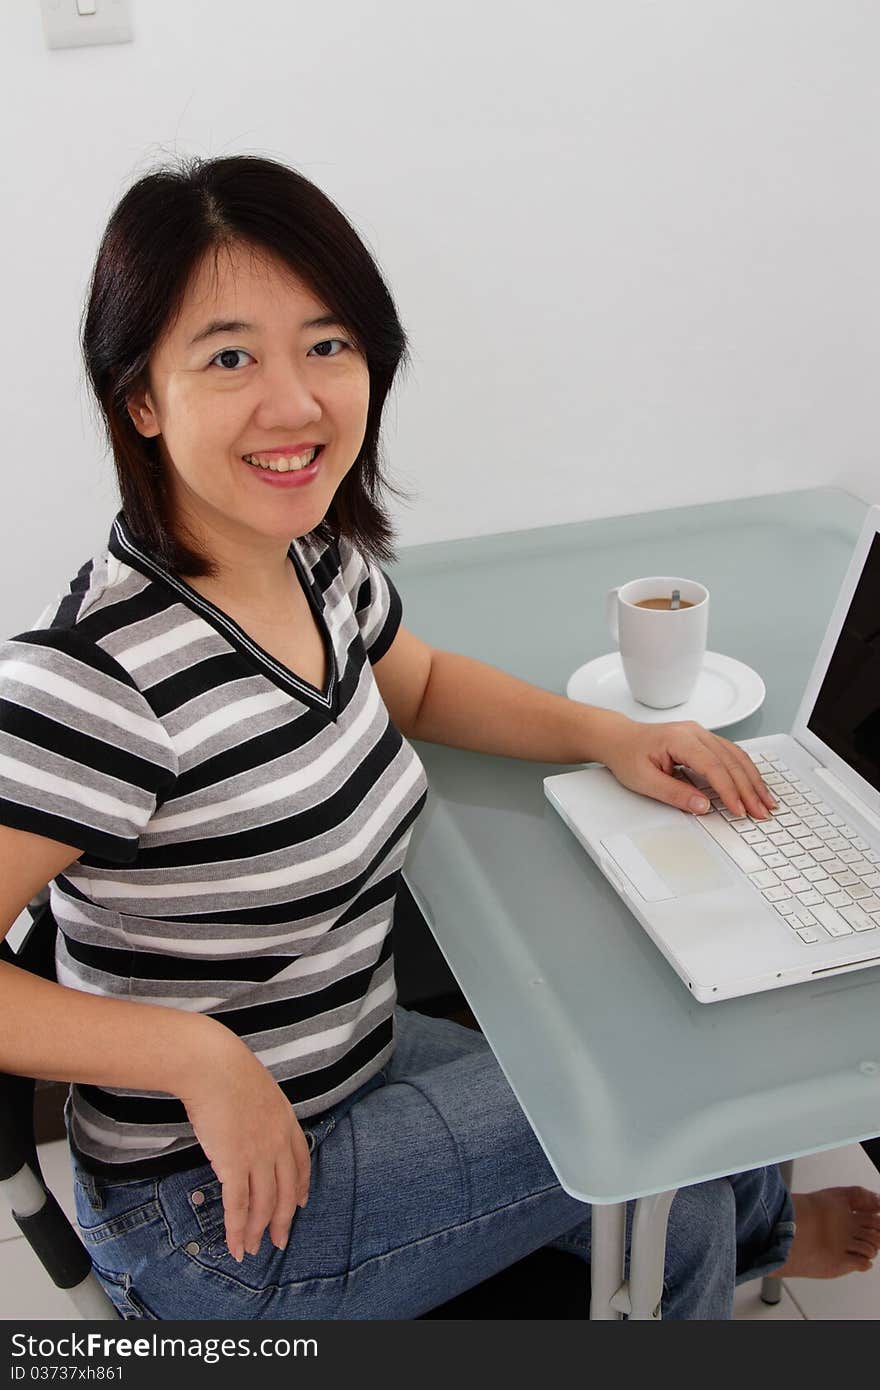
[0,823,310,1262]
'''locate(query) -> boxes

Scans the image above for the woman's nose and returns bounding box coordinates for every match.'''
[252,360,323,431]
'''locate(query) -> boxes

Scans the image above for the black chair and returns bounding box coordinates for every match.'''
[0,898,118,1318]
[0,898,589,1320]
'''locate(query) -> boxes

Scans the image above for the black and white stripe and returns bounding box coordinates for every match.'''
[0,513,427,1177]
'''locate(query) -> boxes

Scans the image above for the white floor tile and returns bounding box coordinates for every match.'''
[0,1237,84,1320]
[0,1204,19,1244]
[734,1279,804,1319]
[777,1143,880,1321]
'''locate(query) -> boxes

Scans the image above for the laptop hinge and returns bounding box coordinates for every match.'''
[812,766,880,837]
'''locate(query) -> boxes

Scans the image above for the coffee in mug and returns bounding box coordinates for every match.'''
[605,576,709,708]
[635,596,695,611]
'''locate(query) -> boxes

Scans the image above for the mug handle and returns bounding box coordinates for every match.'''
[606,587,620,645]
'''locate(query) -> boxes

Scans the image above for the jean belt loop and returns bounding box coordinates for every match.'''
[78,1168,105,1212]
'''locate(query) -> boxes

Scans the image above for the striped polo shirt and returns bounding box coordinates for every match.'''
[0,511,428,1177]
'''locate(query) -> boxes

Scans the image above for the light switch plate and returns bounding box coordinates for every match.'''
[41,0,133,50]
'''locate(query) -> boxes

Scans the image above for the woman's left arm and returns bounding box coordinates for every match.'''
[373,628,778,823]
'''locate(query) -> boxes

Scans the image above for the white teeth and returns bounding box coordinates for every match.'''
[244,448,318,472]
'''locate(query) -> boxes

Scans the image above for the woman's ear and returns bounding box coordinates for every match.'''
[126,384,161,439]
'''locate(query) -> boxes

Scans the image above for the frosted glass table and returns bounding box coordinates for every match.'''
[393,486,880,1319]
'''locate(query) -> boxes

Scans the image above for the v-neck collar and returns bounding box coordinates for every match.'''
[109,512,338,715]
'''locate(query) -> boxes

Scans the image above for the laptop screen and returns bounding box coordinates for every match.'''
[807,531,880,796]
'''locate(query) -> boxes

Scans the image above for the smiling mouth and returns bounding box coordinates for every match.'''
[242,446,322,472]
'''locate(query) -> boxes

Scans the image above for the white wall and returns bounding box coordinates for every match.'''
[2,0,878,637]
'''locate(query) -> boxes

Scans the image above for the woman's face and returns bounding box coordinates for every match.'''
[127,240,371,564]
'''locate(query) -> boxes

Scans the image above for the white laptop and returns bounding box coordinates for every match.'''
[544,502,880,1003]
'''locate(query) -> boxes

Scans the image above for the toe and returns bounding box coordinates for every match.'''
[847,1186,880,1212]
[849,1237,879,1261]
[855,1225,880,1251]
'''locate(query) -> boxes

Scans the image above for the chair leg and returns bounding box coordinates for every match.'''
[761,1160,795,1305]
[1,1161,120,1320]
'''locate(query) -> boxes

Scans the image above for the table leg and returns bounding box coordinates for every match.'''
[589,1190,678,1320]
[589,1202,626,1319]
[760,1160,795,1305]
[628,1190,677,1320]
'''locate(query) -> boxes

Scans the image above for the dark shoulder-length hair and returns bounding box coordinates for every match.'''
[81,155,413,577]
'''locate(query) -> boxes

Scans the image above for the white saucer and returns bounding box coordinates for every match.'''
[566,651,766,731]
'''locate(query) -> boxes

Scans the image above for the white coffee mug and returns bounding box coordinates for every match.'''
[605,576,709,708]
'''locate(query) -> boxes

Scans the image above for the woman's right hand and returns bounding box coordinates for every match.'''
[177,1023,311,1262]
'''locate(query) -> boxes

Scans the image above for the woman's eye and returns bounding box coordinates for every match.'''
[308,338,349,358]
[210,348,253,370]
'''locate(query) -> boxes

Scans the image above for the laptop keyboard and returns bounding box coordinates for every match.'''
[682,755,880,945]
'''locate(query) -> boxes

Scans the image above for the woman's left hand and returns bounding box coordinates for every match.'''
[601,717,779,821]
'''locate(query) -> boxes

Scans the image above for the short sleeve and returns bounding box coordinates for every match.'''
[336,537,403,665]
[0,628,178,863]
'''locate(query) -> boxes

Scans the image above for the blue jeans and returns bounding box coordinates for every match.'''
[71,1006,795,1320]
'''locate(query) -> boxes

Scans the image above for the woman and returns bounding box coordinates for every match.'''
[0,155,877,1320]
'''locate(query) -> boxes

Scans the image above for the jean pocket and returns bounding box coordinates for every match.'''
[90,1263,158,1321]
[74,1182,160,1247]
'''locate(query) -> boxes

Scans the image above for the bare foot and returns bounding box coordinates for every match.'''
[774,1187,880,1278]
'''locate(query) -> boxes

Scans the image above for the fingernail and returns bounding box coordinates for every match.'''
[689,796,709,813]
[736,801,746,817]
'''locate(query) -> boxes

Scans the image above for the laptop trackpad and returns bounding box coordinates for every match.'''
[601,826,732,902]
